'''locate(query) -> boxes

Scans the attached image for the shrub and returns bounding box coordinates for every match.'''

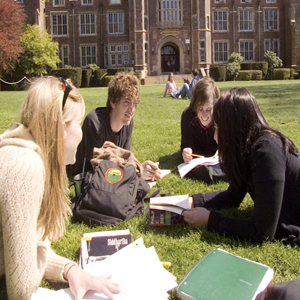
[264,51,283,79]
[87,64,100,87]
[209,65,226,81]
[274,68,291,80]
[134,71,142,82]
[51,67,82,88]
[81,69,93,87]
[227,52,244,80]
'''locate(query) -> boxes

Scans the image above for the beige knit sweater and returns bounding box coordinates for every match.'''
[0,125,73,299]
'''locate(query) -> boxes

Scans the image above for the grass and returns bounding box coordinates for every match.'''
[1,80,300,298]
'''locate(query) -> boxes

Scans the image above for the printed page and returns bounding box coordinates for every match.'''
[150,194,190,210]
[177,156,219,178]
[146,169,171,188]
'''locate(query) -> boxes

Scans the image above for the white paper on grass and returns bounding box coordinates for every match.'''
[146,169,171,188]
[177,156,219,178]
[32,237,177,300]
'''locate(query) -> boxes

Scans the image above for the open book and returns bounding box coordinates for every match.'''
[149,195,190,226]
[146,169,171,188]
[177,156,219,178]
[176,248,274,300]
[150,194,190,215]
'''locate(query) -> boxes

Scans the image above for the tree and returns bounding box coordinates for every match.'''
[264,51,283,80]
[226,52,244,80]
[17,24,61,76]
[0,0,25,73]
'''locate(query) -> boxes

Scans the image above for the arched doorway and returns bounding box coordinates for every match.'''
[161,44,179,73]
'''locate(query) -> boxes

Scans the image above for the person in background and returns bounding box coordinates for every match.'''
[67,72,161,181]
[181,77,227,184]
[171,69,200,99]
[0,77,120,300]
[183,87,300,247]
[163,72,177,97]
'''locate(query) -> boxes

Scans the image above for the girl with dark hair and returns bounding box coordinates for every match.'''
[183,87,300,246]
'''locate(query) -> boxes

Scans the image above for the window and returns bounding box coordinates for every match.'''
[200,41,206,62]
[110,0,121,4]
[124,53,129,65]
[82,0,93,5]
[264,10,278,31]
[108,12,124,34]
[80,13,96,35]
[207,16,210,29]
[107,44,129,67]
[144,17,148,31]
[81,45,97,67]
[15,0,23,3]
[61,45,69,67]
[214,41,228,63]
[264,39,271,52]
[241,0,251,3]
[158,0,182,28]
[54,0,65,6]
[193,16,197,30]
[273,39,279,57]
[239,10,253,31]
[52,14,68,36]
[266,0,275,3]
[145,43,148,65]
[240,40,254,61]
[213,11,228,31]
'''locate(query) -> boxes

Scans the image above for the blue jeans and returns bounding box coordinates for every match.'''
[173,83,192,99]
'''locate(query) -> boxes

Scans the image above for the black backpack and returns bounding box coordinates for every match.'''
[71,160,150,226]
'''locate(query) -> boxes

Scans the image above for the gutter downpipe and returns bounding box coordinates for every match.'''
[72,3,76,66]
[232,1,235,53]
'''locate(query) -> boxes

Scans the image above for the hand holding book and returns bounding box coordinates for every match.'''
[182,207,210,229]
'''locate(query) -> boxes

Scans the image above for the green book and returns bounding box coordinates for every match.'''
[176,248,274,300]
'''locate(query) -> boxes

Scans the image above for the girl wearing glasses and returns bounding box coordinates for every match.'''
[0,77,120,299]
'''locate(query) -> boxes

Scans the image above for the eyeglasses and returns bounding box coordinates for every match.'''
[60,77,72,109]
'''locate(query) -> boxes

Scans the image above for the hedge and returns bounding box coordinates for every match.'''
[238,70,262,81]
[106,67,134,76]
[104,75,114,86]
[51,68,82,88]
[274,68,292,80]
[81,69,93,87]
[209,65,226,81]
[95,69,107,87]
[241,62,268,79]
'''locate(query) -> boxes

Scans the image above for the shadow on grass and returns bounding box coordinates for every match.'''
[158,150,182,170]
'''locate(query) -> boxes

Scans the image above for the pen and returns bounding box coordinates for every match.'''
[190,153,203,158]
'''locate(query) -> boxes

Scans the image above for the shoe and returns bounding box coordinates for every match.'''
[171,92,176,98]
[178,95,182,99]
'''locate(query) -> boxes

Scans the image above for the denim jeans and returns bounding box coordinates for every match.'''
[173,83,192,99]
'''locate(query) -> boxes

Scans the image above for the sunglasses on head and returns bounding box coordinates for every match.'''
[60,77,72,109]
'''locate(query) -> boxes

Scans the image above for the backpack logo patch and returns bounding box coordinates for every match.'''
[105,167,123,184]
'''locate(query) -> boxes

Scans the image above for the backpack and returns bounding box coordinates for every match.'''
[71,160,150,226]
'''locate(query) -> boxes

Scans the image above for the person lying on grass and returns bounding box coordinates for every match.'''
[183,87,300,246]
[0,77,120,300]
[67,72,161,182]
[181,77,227,184]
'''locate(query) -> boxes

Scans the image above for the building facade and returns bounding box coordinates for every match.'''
[32,0,299,76]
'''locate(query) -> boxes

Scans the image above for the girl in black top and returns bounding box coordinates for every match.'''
[183,87,300,246]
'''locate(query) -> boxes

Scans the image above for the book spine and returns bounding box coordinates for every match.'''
[149,209,184,226]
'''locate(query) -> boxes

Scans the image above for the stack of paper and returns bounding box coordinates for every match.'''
[32,237,177,300]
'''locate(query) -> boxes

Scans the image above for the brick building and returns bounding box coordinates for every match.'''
[24,0,300,77]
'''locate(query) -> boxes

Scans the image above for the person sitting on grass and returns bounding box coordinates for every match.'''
[181,77,227,184]
[171,69,200,99]
[183,87,300,246]
[163,72,177,97]
[67,72,161,181]
[0,77,120,300]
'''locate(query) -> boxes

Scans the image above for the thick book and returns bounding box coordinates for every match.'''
[149,195,190,226]
[176,248,274,300]
[79,229,131,269]
[177,156,219,178]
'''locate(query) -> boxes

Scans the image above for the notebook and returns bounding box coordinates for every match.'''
[176,248,274,300]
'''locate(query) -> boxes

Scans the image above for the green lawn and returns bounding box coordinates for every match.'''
[1,80,300,298]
